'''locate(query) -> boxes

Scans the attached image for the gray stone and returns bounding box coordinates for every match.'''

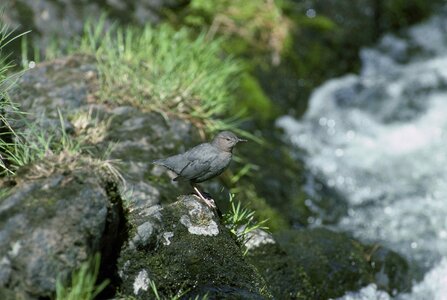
[244,228,275,251]
[0,170,112,298]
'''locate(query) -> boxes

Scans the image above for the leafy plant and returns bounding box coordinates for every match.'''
[56,253,109,300]
[223,194,269,254]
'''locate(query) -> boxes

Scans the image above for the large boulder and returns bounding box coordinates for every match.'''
[246,227,411,299]
[245,230,317,299]
[118,195,271,299]
[275,228,374,299]
[0,166,125,299]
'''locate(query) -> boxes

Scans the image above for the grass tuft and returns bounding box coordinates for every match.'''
[223,193,269,254]
[2,114,83,174]
[71,108,111,145]
[56,253,109,300]
[47,19,243,134]
[0,15,29,175]
[1,111,123,183]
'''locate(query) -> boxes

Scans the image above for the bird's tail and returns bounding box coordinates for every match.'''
[152,158,176,173]
[152,159,169,168]
[152,159,164,165]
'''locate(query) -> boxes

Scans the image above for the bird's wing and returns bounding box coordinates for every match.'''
[175,144,215,181]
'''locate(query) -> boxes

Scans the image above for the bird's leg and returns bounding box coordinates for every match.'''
[192,184,216,208]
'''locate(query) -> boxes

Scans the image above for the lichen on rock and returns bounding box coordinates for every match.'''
[179,197,219,236]
[133,269,150,295]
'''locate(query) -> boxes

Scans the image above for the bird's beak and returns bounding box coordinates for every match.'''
[237,138,247,143]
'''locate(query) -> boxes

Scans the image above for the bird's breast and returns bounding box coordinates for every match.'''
[214,152,232,168]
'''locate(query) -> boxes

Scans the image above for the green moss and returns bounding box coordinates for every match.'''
[286,192,315,226]
[248,243,317,299]
[276,228,374,299]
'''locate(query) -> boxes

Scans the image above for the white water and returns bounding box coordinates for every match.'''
[277,12,447,300]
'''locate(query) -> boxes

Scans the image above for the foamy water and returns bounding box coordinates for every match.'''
[277,11,447,300]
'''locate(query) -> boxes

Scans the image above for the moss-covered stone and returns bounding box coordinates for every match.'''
[118,195,272,299]
[275,228,374,299]
[248,242,317,299]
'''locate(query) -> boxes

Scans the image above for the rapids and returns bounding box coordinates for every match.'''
[277,10,447,300]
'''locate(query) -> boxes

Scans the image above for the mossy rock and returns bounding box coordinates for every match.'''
[275,228,374,299]
[248,242,317,299]
[118,195,272,299]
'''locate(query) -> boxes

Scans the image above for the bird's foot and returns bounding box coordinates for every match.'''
[200,197,216,209]
[192,186,216,208]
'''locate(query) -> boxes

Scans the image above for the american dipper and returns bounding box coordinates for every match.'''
[153,131,246,208]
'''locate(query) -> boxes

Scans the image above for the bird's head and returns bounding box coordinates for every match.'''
[212,131,247,152]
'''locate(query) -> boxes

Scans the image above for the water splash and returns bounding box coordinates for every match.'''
[277,10,447,299]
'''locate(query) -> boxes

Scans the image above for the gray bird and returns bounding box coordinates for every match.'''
[153,131,246,208]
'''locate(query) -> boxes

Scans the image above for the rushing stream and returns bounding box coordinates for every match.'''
[277,10,447,300]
